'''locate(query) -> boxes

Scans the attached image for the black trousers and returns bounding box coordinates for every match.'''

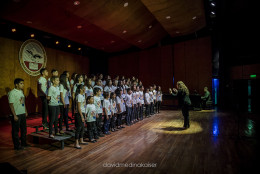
[87,121,98,140]
[140,104,144,120]
[59,105,69,130]
[40,96,48,126]
[150,102,154,115]
[110,114,116,129]
[48,105,60,135]
[154,101,157,113]
[145,104,150,116]
[117,113,122,126]
[157,101,162,113]
[75,113,85,139]
[11,114,27,149]
[182,104,190,127]
[96,113,103,134]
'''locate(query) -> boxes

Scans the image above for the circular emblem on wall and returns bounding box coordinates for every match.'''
[19,39,47,76]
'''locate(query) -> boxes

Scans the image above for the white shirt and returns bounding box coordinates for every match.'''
[94,96,102,114]
[111,99,117,114]
[85,86,93,97]
[111,85,117,92]
[132,92,137,105]
[86,104,96,122]
[116,96,123,114]
[104,86,113,94]
[103,99,112,115]
[60,84,70,105]
[125,94,133,108]
[145,92,151,105]
[76,94,86,114]
[38,76,48,96]
[140,91,144,104]
[48,86,60,106]
[8,89,26,115]
[157,91,163,101]
[149,91,153,103]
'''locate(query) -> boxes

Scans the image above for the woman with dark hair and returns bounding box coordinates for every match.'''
[59,74,70,132]
[169,81,191,129]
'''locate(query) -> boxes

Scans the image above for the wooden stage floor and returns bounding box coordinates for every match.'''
[0,109,259,174]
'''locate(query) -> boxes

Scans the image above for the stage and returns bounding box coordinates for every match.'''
[0,109,259,174]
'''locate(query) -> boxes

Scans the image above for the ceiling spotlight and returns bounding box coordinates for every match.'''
[110,40,115,43]
[30,34,35,38]
[176,31,180,34]
[74,1,80,5]
[122,30,127,34]
[148,25,152,29]
[192,16,197,20]
[77,25,82,29]
[210,2,215,6]
[124,2,128,7]
[68,44,71,48]
[11,28,16,32]
[166,16,171,19]
[78,47,81,51]
[56,41,59,45]
[211,11,215,15]
[138,40,142,43]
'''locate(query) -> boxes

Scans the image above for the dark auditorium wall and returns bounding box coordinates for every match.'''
[0,37,89,117]
[108,36,212,95]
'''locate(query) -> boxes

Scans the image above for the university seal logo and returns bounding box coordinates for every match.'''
[19,39,47,76]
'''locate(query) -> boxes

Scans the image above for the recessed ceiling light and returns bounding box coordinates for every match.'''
[210,2,215,6]
[26,21,32,24]
[111,40,115,43]
[192,16,197,20]
[74,1,80,5]
[122,30,127,34]
[211,11,215,15]
[77,25,82,29]
[30,34,35,38]
[78,48,81,51]
[124,2,128,7]
[11,28,16,32]
[166,16,171,19]
[56,41,59,45]
[138,40,142,43]
[148,25,152,29]
[176,31,180,34]
[68,44,71,48]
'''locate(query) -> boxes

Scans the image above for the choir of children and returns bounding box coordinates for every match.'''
[9,71,163,150]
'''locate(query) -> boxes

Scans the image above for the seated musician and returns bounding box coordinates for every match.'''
[201,87,212,109]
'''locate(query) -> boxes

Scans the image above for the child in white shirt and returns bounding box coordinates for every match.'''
[145,88,151,117]
[125,88,133,126]
[37,68,49,129]
[8,78,29,150]
[103,92,111,135]
[86,96,98,143]
[74,84,88,149]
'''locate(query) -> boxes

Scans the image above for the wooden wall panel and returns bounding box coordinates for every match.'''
[109,36,212,96]
[0,37,89,117]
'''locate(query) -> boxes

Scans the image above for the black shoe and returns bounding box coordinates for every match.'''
[74,146,82,149]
